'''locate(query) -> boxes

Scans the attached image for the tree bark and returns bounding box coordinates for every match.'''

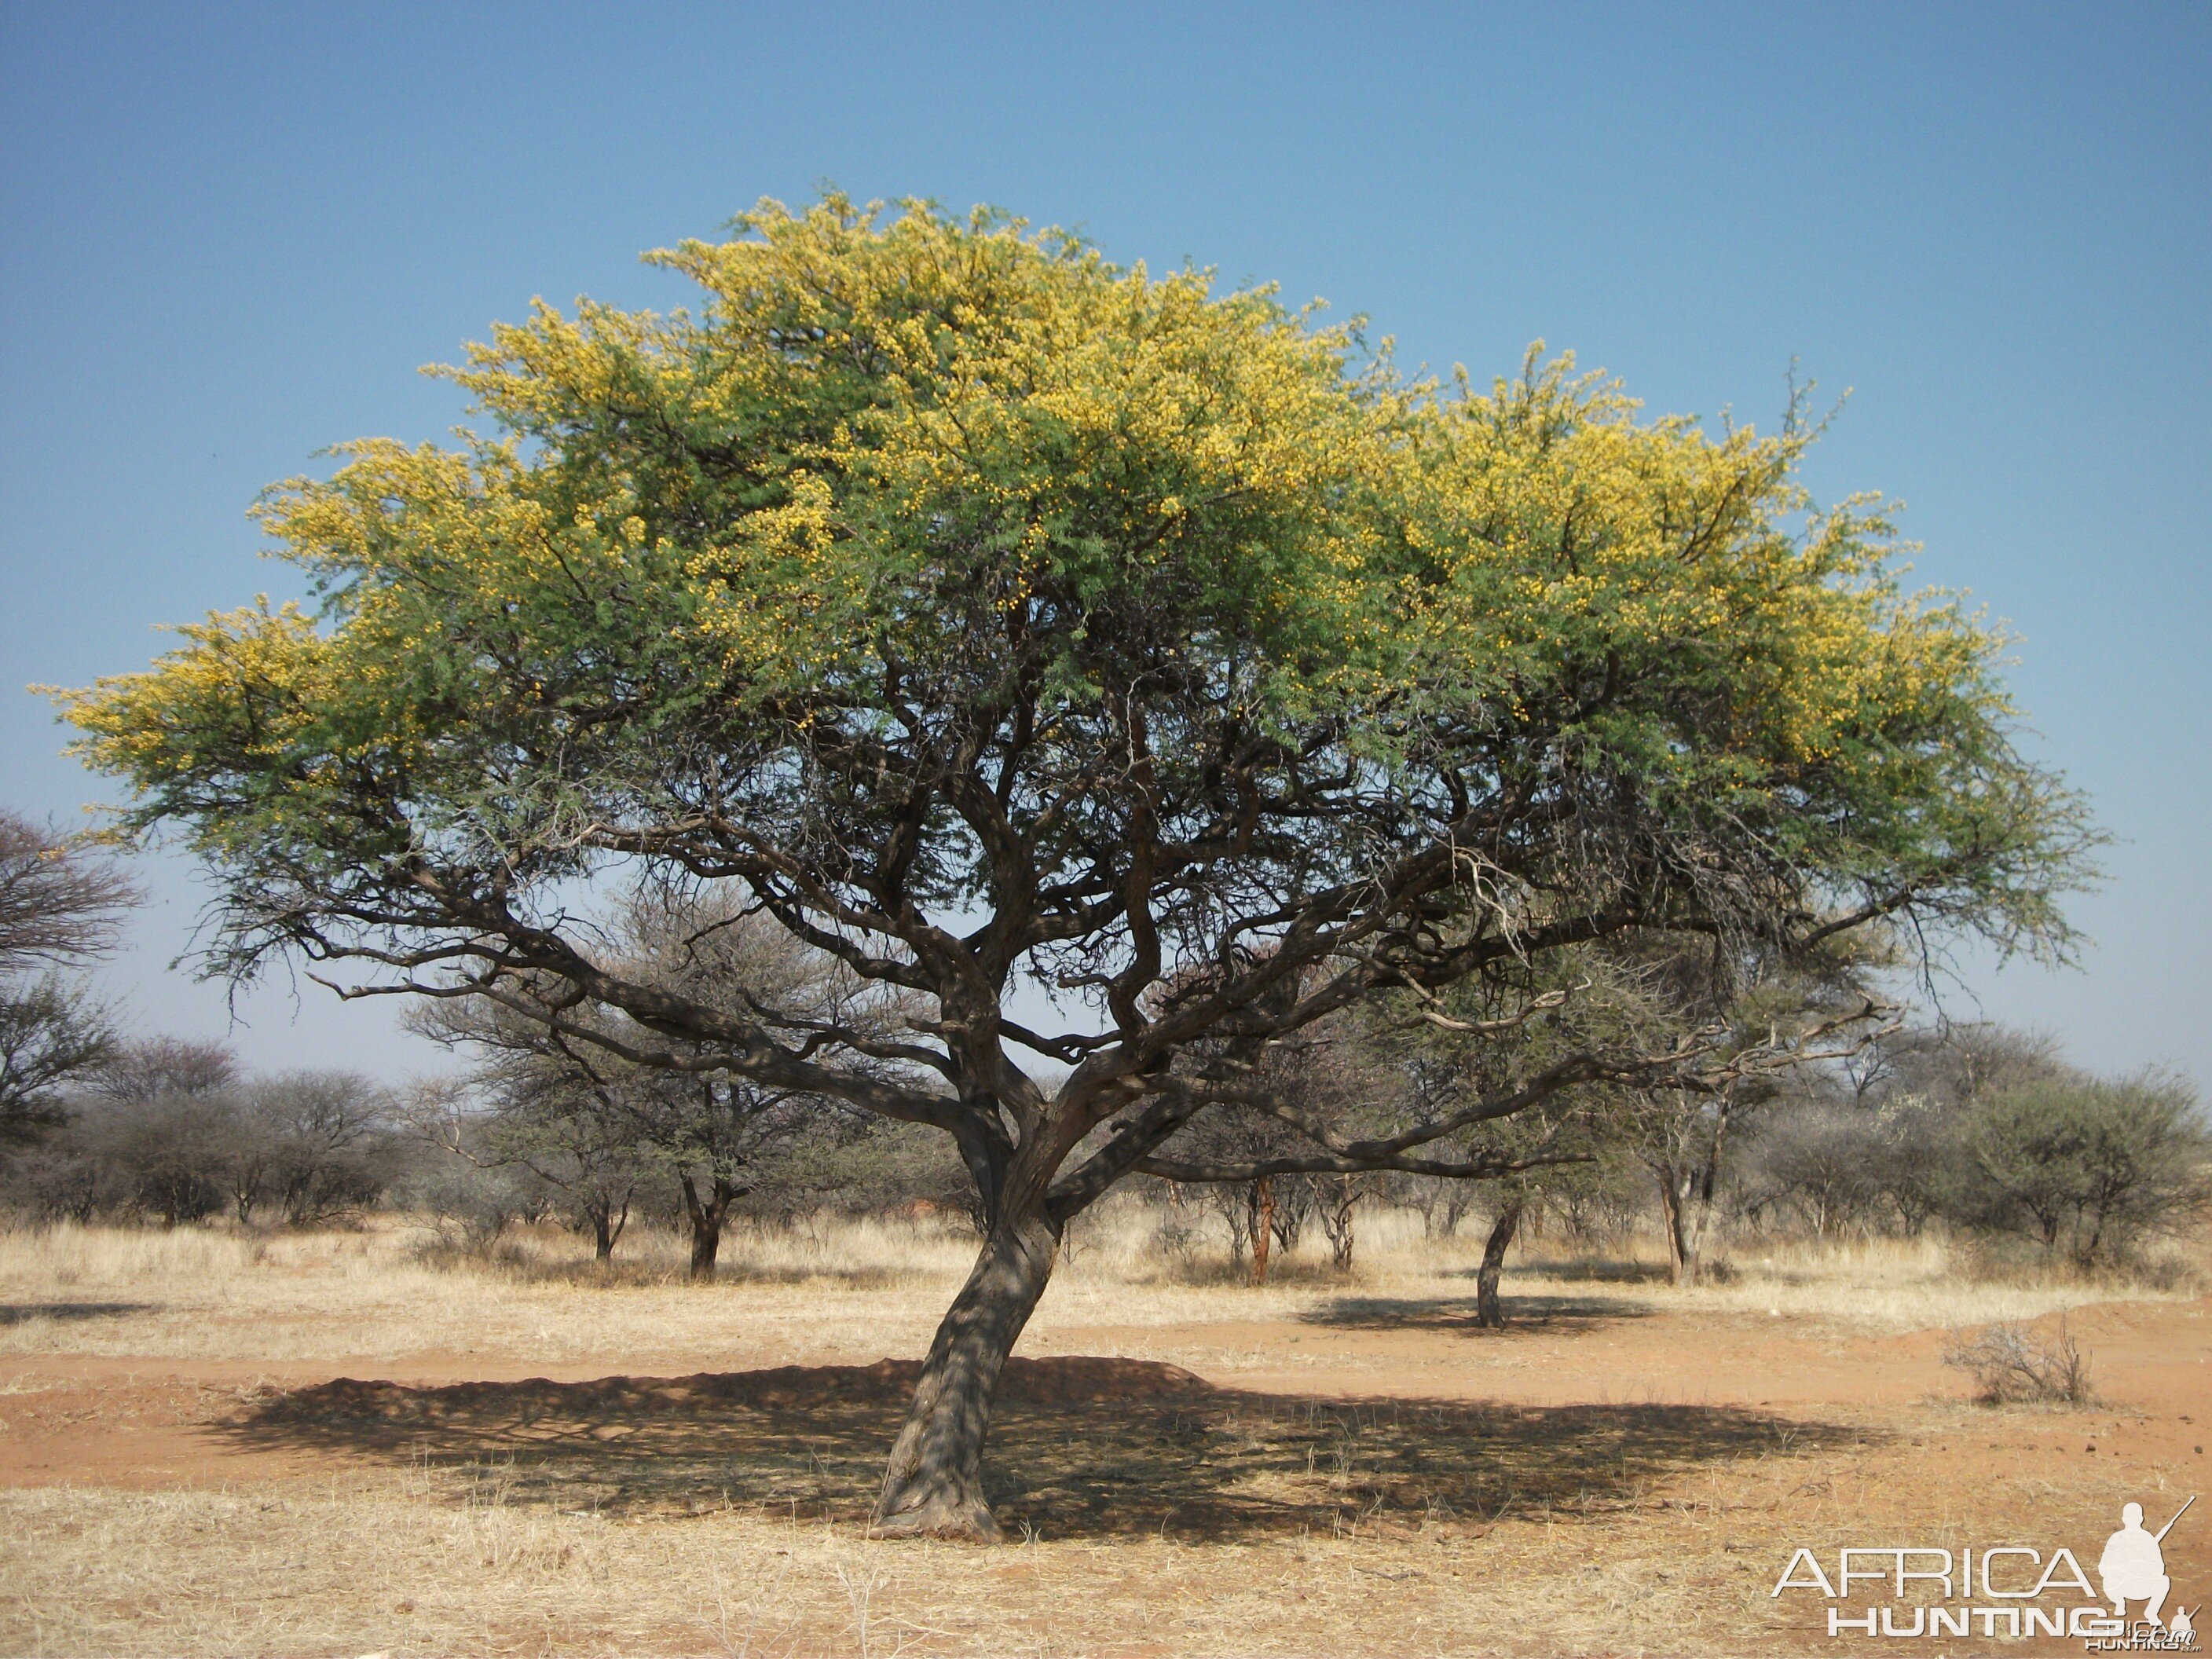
[1248,1177,1276,1286]
[591,1190,630,1262]
[1475,1195,1525,1328]
[1320,1176,1359,1270]
[1657,1165,1691,1284]
[871,1207,1060,1540]
[679,1171,737,1282]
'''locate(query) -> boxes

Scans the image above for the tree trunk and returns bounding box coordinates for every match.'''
[1443,1185,1476,1238]
[679,1172,737,1282]
[1475,1195,1525,1328]
[1679,1168,1716,1276]
[591,1190,630,1262]
[1320,1176,1358,1270]
[1657,1164,1691,1284]
[1248,1177,1276,1286]
[1678,1097,1733,1279]
[872,1207,1059,1540]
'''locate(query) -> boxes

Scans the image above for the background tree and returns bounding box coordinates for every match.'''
[1343,969,1605,1322]
[416,888,884,1276]
[241,1070,400,1227]
[1163,998,1398,1282]
[1947,1071,2210,1269]
[0,811,136,1144]
[4,1038,404,1229]
[78,1038,241,1226]
[410,1057,648,1261]
[1581,939,1892,1283]
[57,197,2097,1537]
[0,1041,224,1222]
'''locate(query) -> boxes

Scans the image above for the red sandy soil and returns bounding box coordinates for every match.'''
[3,1295,2204,1487]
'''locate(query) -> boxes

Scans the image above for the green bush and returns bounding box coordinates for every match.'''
[1947,1071,2210,1269]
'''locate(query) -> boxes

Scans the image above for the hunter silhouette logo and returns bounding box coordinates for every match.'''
[1771,1494,2199,1649]
[2101,1498,2188,1629]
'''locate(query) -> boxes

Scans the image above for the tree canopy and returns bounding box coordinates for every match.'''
[54,195,2097,1535]
[0,811,137,1142]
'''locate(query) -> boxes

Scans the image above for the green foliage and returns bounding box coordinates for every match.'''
[57,196,2093,981]
[1949,1071,2211,1268]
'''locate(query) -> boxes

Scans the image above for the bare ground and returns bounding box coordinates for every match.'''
[0,1218,2204,1657]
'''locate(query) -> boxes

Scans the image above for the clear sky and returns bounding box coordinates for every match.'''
[2,2,2206,1086]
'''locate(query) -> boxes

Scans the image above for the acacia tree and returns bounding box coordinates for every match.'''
[0,811,137,1143]
[1375,970,1621,1323]
[410,1048,648,1260]
[418,889,885,1275]
[57,197,2095,1537]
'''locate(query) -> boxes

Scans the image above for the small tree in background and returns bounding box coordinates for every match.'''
[242,1071,401,1227]
[1738,1101,1892,1237]
[416,888,892,1276]
[413,1070,647,1261]
[1163,999,1400,1282]
[81,1038,240,1226]
[0,811,136,1145]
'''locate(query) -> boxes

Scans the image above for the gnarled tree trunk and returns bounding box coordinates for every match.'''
[679,1171,739,1282]
[591,1188,631,1262]
[1248,1177,1276,1286]
[1475,1194,1525,1328]
[871,1207,1060,1539]
[1320,1175,1360,1270]
[1657,1164,1691,1284]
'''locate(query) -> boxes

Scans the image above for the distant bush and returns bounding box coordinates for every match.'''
[392,1156,552,1251]
[1946,1071,2211,1270]
[734,1119,978,1227]
[1943,1320,2096,1406]
[0,1039,408,1228]
[1729,1026,2210,1278]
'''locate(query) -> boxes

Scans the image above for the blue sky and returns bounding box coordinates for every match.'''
[2,2,2206,1084]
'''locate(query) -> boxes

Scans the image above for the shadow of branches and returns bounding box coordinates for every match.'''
[1300,1292,1655,1336]
[0,1300,158,1325]
[213,1356,1862,1541]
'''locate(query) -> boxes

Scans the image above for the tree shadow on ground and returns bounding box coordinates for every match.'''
[212,1356,1864,1541]
[1511,1257,1675,1284]
[0,1301,157,1326]
[1301,1292,1654,1337]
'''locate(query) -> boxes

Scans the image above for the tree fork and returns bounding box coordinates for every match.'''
[680,1172,738,1282]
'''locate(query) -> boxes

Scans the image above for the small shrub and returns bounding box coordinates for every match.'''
[1942,1320,2096,1406]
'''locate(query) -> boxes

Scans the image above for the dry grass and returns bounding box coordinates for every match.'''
[0,1206,2193,1371]
[1,1209,2203,1656]
[0,1470,1694,1657]
[2,1397,2172,1658]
